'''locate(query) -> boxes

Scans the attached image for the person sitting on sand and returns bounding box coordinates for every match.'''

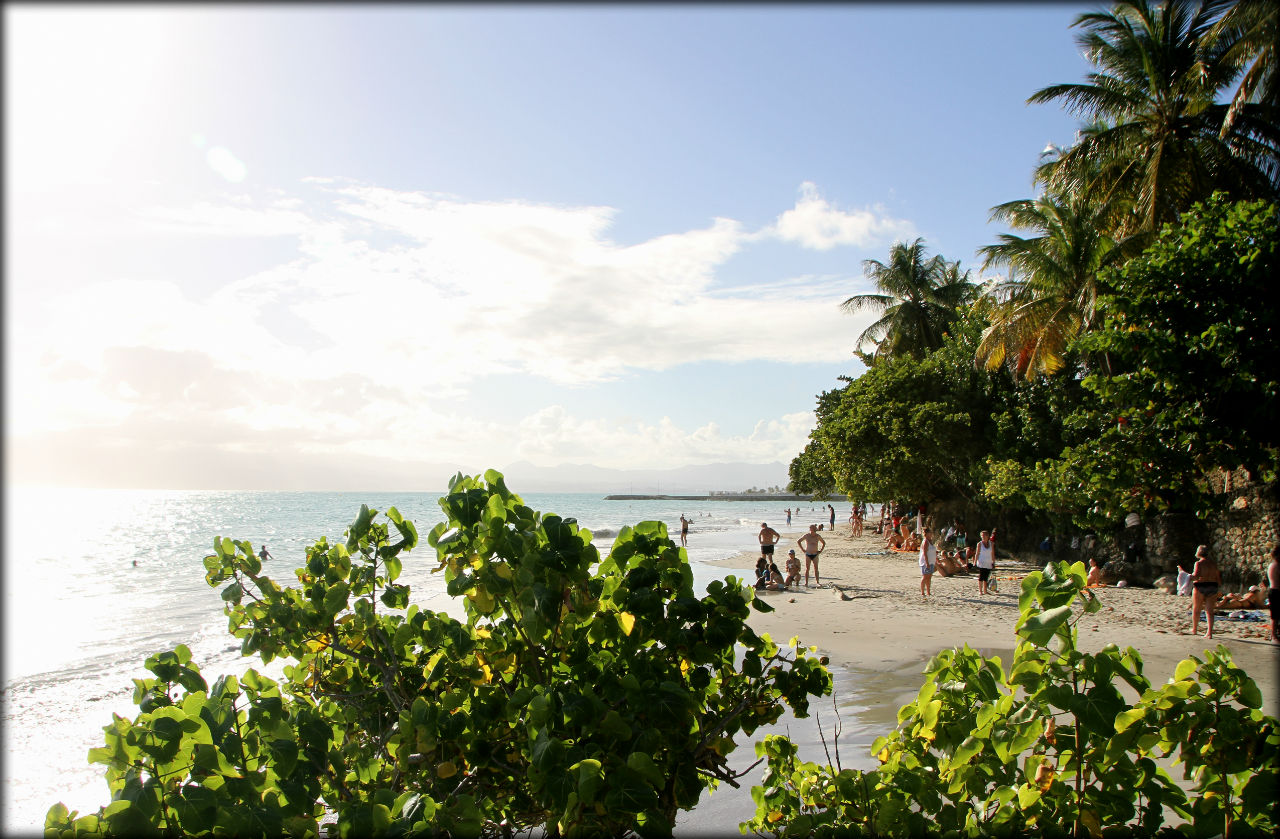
[885,528,905,550]
[903,531,922,553]
[784,550,801,589]
[1087,557,1105,587]
[767,561,786,591]
[1190,544,1221,638]
[754,556,771,590]
[935,549,967,577]
[1216,585,1268,611]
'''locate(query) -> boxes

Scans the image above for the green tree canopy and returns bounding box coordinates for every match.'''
[1016,196,1278,526]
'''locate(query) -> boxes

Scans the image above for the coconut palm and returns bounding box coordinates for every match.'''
[1207,0,1278,140]
[975,189,1141,379]
[841,239,977,361]
[1030,0,1280,236]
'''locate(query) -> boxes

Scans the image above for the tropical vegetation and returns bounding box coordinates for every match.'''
[46,472,831,837]
[808,0,1278,537]
[744,560,1279,837]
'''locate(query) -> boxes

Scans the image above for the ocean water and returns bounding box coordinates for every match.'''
[2,487,846,835]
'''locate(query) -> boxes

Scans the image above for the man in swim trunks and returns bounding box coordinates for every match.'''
[1190,544,1221,638]
[797,524,826,587]
[758,522,781,564]
[679,515,689,546]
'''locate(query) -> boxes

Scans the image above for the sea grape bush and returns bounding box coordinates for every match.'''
[744,560,1279,838]
[46,471,832,837]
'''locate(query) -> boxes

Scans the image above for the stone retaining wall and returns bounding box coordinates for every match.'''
[922,470,1277,591]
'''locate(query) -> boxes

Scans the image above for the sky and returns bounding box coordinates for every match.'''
[4,3,1094,491]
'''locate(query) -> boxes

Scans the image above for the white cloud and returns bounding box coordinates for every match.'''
[7,179,890,481]
[770,181,916,250]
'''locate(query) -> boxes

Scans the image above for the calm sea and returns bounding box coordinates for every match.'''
[2,488,846,835]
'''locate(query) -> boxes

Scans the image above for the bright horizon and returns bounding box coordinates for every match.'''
[4,4,1090,490]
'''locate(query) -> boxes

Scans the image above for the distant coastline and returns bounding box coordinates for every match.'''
[604,493,848,501]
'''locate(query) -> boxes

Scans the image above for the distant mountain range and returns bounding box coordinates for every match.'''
[497,460,791,494]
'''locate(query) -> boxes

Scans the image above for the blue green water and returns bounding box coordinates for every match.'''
[2,488,843,833]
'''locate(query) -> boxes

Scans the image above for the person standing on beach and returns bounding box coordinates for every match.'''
[975,529,997,595]
[828,504,836,532]
[1190,544,1222,638]
[1267,545,1279,643]
[797,524,826,587]
[679,515,690,546]
[758,522,781,564]
[919,527,937,597]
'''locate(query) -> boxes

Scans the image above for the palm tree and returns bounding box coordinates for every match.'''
[1030,0,1280,236]
[1207,0,1278,140]
[975,188,1140,378]
[841,239,977,361]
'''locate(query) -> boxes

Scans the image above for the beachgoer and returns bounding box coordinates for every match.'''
[680,514,690,546]
[975,528,997,595]
[259,545,273,563]
[785,508,792,526]
[953,520,967,551]
[758,522,781,562]
[797,524,826,587]
[851,508,863,536]
[768,562,786,591]
[828,504,836,531]
[784,550,801,589]
[903,531,922,553]
[1087,557,1105,587]
[754,556,770,590]
[919,528,937,596]
[1190,544,1221,638]
[1217,586,1268,610]
[1268,545,1279,643]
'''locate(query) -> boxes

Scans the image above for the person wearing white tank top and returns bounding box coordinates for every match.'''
[919,528,937,597]
[975,528,997,595]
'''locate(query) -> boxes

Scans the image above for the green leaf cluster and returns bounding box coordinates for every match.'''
[47,470,831,838]
[744,559,1279,837]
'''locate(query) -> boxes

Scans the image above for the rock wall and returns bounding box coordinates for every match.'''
[1057,470,1277,590]
[922,469,1277,590]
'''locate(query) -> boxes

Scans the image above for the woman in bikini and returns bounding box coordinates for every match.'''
[1190,544,1221,638]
